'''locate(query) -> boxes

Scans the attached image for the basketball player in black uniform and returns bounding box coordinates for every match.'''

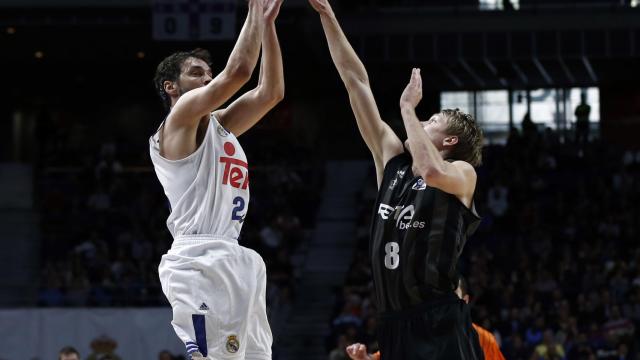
[309,0,484,359]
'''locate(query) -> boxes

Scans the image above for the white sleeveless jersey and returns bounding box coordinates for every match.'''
[149,114,249,240]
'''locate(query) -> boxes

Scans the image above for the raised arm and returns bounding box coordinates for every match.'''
[399,68,476,207]
[161,0,264,159]
[309,0,403,186]
[214,0,285,137]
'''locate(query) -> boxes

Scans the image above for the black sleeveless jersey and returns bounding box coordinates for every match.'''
[370,153,481,312]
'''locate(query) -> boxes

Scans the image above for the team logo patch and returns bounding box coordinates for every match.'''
[412,179,426,190]
[226,335,240,353]
[217,124,229,137]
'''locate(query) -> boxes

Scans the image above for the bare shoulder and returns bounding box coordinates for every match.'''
[159,110,208,160]
[422,160,478,207]
[451,160,477,178]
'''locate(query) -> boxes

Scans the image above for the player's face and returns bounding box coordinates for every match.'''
[176,57,213,96]
[404,113,451,155]
[421,113,449,149]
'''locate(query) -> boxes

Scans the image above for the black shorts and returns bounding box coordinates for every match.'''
[377,296,484,360]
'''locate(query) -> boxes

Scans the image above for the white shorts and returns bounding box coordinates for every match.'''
[159,235,272,360]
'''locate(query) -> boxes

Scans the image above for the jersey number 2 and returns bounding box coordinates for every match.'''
[231,197,245,221]
[384,242,400,270]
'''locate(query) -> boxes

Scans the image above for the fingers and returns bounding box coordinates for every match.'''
[356,343,367,356]
[346,343,368,359]
[264,0,283,20]
[346,344,357,359]
[265,0,278,10]
[412,67,421,81]
[410,68,422,89]
[308,0,328,13]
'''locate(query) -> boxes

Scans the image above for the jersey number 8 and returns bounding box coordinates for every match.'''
[384,242,400,270]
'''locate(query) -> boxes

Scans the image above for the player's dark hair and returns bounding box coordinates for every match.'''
[154,48,212,111]
[441,108,484,167]
[59,346,80,359]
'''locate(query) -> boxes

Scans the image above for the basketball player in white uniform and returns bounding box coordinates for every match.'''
[149,0,284,359]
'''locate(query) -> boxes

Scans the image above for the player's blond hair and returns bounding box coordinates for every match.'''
[441,108,483,167]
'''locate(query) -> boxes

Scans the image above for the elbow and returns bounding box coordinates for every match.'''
[257,85,285,106]
[342,69,370,89]
[273,89,285,104]
[271,84,285,104]
[227,62,253,84]
[267,90,285,107]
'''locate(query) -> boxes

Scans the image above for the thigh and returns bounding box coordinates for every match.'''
[165,265,221,359]
[243,250,273,359]
[163,251,259,359]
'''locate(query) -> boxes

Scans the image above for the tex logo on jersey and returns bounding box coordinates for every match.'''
[220,142,249,189]
[378,204,426,230]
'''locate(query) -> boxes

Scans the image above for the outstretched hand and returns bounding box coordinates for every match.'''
[400,68,422,109]
[346,343,373,360]
[308,0,335,16]
[264,0,283,23]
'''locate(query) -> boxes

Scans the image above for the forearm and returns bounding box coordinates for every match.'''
[401,106,444,176]
[256,23,284,101]
[319,13,369,86]
[225,0,264,77]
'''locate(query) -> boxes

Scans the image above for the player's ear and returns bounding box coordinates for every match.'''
[164,80,178,97]
[443,136,458,147]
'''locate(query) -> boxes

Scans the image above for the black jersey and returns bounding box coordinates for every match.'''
[370,153,481,312]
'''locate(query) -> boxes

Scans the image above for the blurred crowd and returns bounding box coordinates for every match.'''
[327,126,639,360]
[35,105,323,351]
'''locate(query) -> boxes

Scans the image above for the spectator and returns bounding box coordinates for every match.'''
[574,91,591,145]
[58,346,80,360]
[86,335,122,360]
[329,334,350,360]
[532,329,565,360]
[158,350,173,360]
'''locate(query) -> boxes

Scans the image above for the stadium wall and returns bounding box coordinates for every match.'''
[0,308,184,360]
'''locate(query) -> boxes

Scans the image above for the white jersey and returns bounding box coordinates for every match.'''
[149,113,249,240]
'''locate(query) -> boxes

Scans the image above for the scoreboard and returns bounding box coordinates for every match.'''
[153,0,237,41]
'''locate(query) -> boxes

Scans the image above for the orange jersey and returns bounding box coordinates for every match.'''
[472,323,505,360]
[370,324,504,360]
